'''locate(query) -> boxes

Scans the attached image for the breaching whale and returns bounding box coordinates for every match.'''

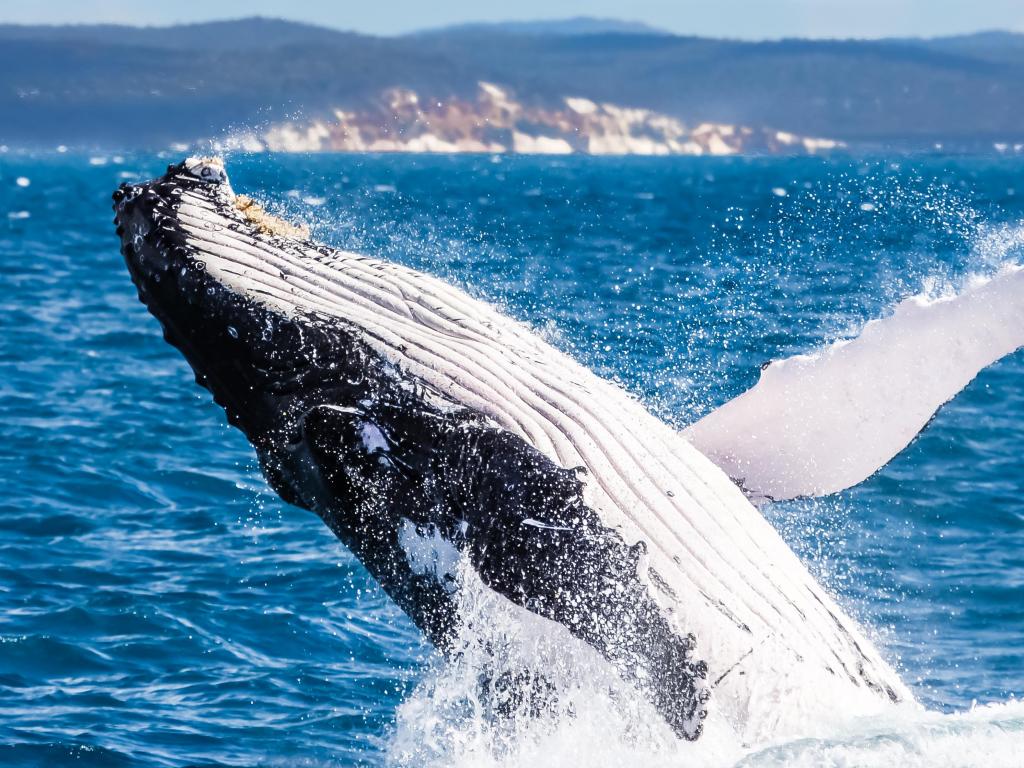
[112,157,1023,744]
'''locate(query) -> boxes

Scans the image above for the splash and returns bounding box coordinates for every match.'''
[384,556,1024,767]
[386,558,1023,767]
[387,561,741,768]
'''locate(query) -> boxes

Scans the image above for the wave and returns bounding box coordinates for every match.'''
[737,700,1024,768]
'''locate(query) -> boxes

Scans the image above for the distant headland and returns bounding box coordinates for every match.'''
[1,17,1022,153]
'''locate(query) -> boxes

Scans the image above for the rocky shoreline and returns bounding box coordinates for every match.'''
[218,82,843,157]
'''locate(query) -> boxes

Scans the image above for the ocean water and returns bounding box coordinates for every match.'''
[1,151,1022,766]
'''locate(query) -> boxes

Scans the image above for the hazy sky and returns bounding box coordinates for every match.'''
[2,0,1023,39]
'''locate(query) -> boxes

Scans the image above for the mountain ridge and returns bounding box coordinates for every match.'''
[2,17,1023,148]
[411,17,670,38]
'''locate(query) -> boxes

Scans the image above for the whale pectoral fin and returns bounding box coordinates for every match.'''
[685,265,1024,502]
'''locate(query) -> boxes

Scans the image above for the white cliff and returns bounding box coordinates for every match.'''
[221,82,843,156]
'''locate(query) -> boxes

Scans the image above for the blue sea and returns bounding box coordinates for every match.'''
[1,151,1022,766]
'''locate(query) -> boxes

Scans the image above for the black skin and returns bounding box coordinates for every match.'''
[112,162,710,739]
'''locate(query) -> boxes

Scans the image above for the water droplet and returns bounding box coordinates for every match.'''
[227,326,239,339]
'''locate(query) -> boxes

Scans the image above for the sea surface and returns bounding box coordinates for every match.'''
[1,151,1022,766]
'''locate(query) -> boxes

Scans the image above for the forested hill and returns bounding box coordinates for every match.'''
[1,16,1022,148]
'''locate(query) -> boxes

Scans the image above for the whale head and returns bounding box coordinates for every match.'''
[113,157,408,508]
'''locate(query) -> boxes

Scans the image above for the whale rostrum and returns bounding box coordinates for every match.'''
[113,157,914,743]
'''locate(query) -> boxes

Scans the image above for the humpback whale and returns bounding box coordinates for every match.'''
[112,157,1022,744]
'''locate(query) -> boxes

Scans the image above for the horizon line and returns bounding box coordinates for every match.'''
[0,14,1021,44]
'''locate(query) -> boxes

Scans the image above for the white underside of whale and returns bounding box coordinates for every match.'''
[160,160,942,744]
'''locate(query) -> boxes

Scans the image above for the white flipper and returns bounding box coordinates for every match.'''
[685,265,1024,502]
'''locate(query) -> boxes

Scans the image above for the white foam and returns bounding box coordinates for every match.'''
[388,563,733,768]
[739,700,1024,768]
[392,683,1024,768]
